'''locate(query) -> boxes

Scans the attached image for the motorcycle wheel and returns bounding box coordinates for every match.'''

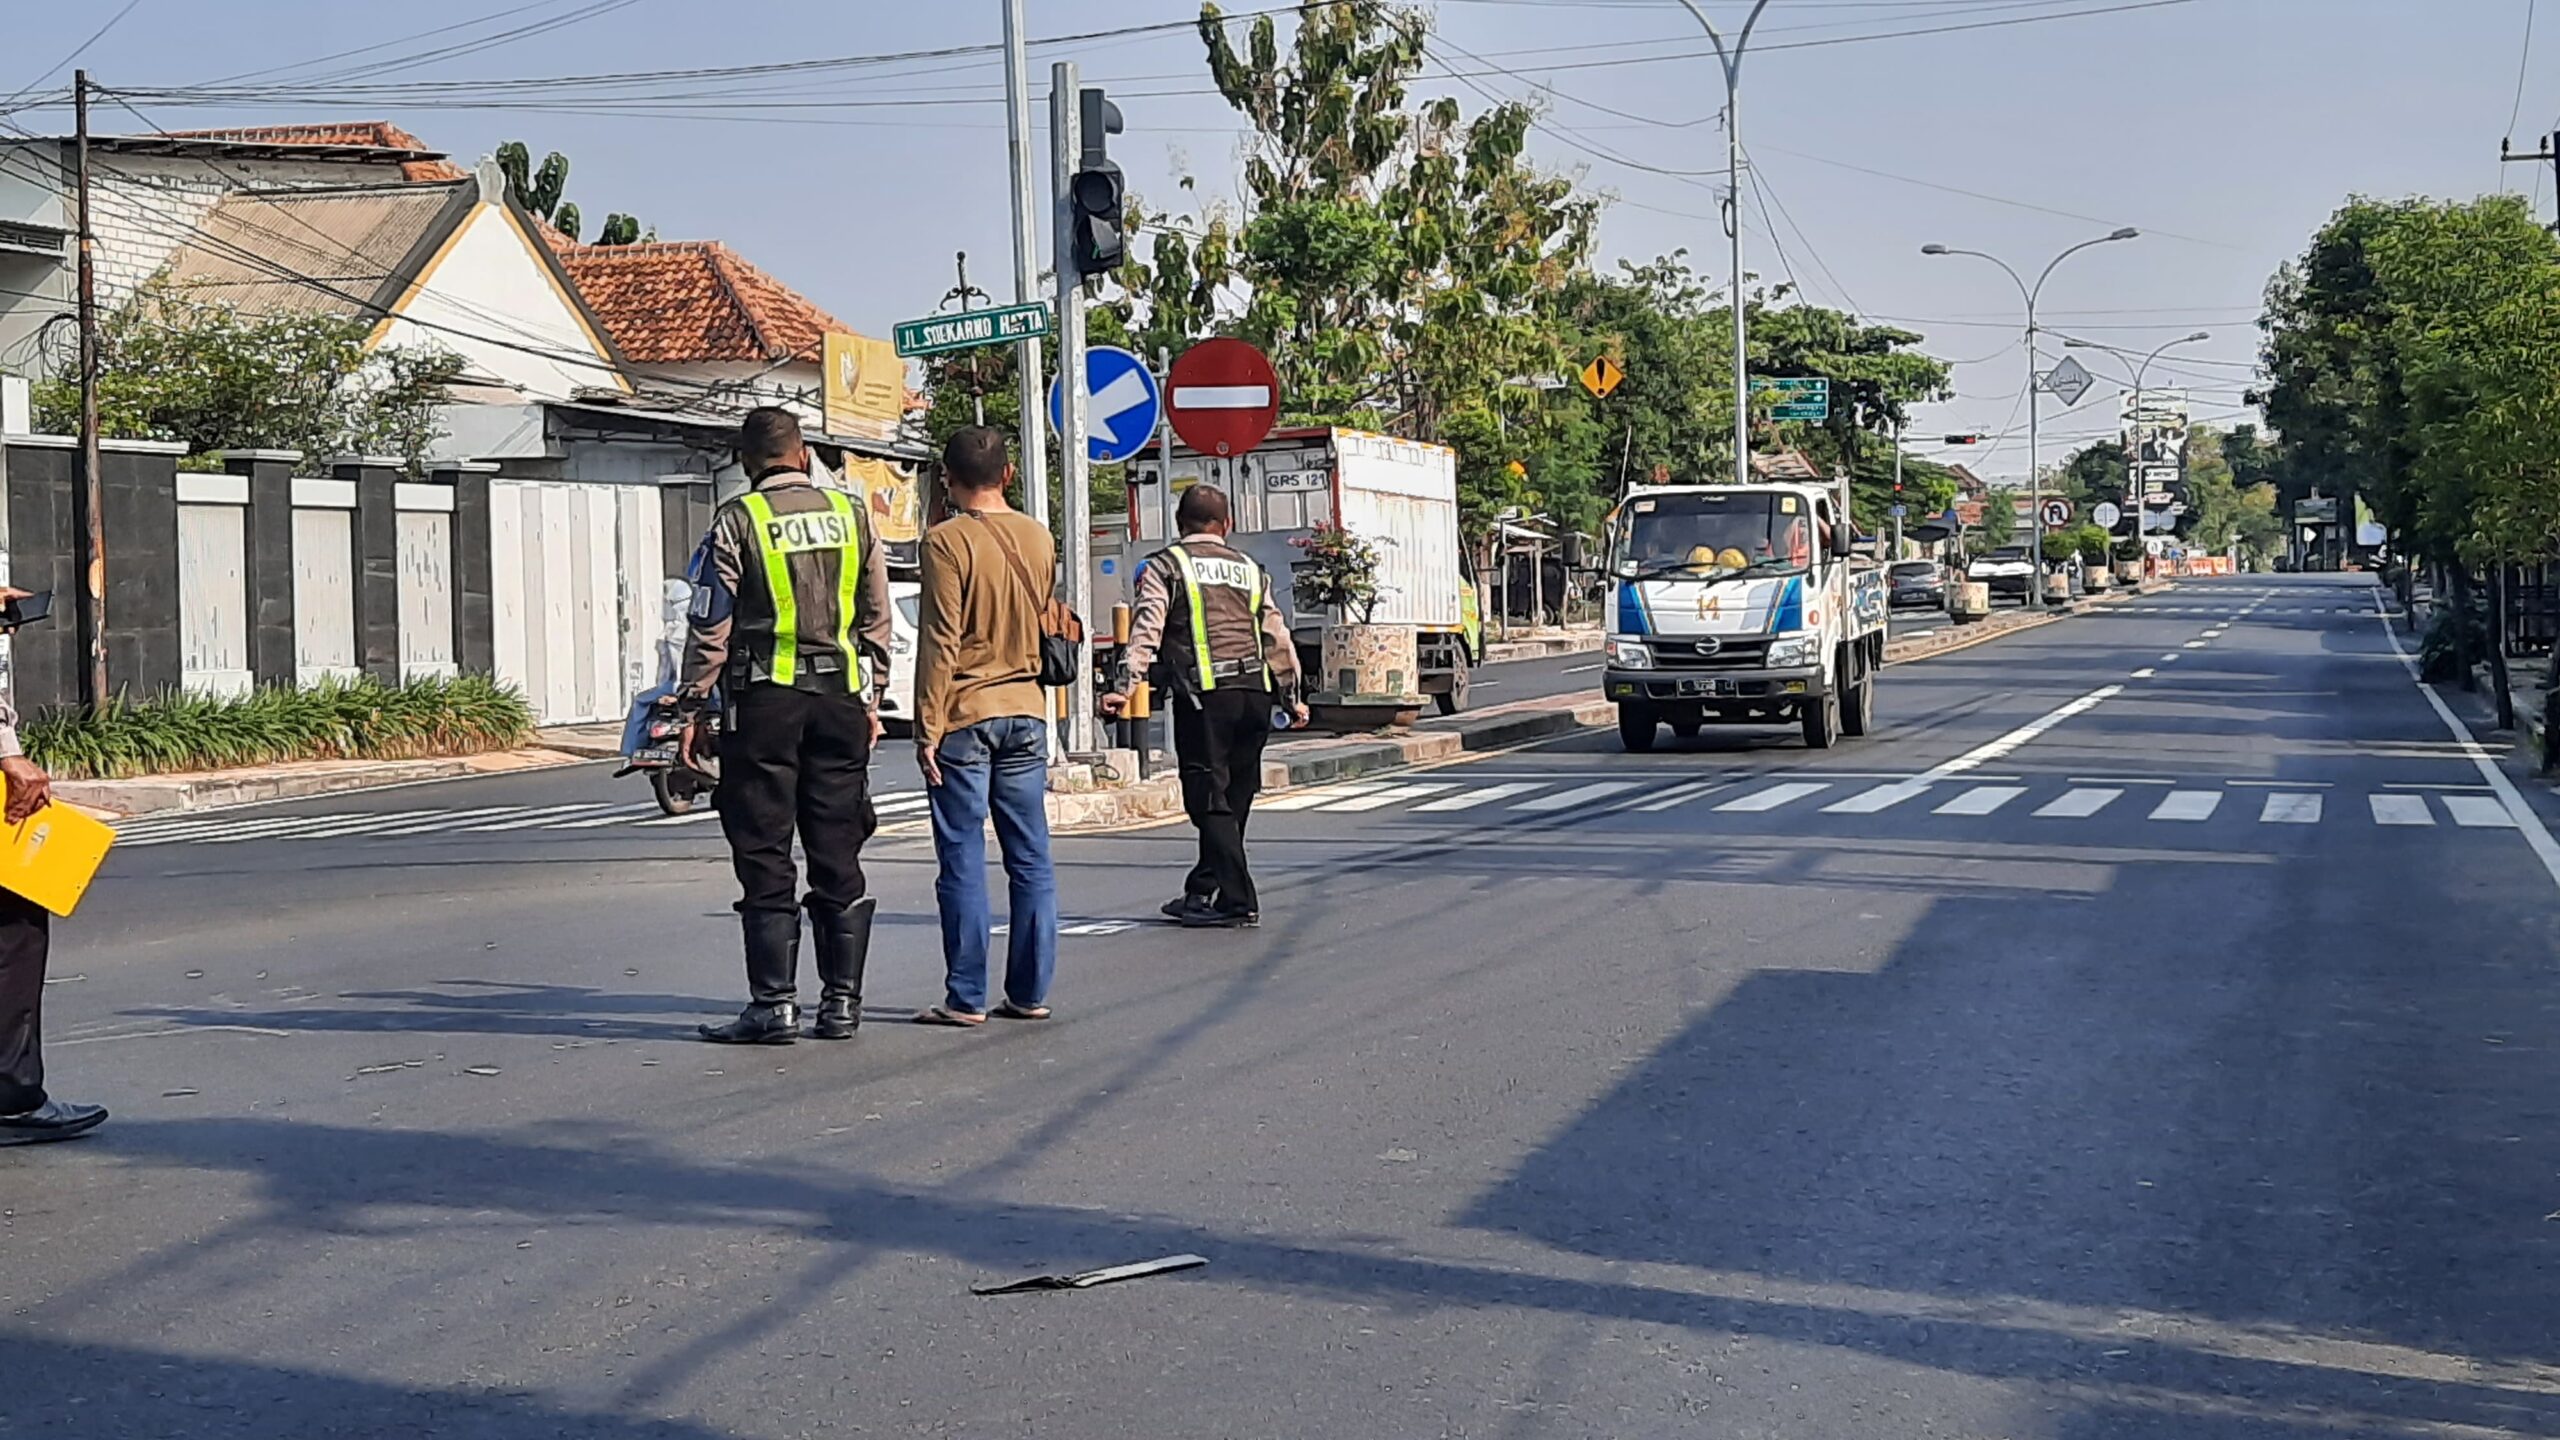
[651,770,699,817]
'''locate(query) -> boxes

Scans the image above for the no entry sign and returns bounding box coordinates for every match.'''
[1166,338,1280,456]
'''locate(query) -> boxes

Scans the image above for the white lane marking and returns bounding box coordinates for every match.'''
[2150,791,2222,822]
[1823,782,1932,814]
[190,813,403,845]
[2368,794,2435,827]
[2159,654,2181,662]
[1715,781,1832,813]
[2183,641,2209,649]
[2259,793,2322,825]
[1916,684,2124,781]
[465,803,615,832]
[1634,781,1729,811]
[2383,619,2560,887]
[122,810,434,846]
[1514,780,1642,813]
[1414,782,1542,812]
[1935,785,2026,816]
[1256,782,1393,812]
[1560,662,1603,674]
[2035,787,2121,818]
[2445,794,2518,829]
[367,806,538,837]
[252,809,460,841]
[874,793,931,813]
[2130,668,2156,679]
[1319,782,1455,812]
[548,804,677,829]
[635,809,723,828]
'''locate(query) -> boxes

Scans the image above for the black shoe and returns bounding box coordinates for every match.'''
[1177,897,1252,929]
[1161,895,1201,921]
[810,896,876,1041]
[699,1001,798,1044]
[0,1099,108,1146]
[703,911,801,1043]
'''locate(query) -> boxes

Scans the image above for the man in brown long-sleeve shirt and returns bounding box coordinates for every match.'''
[1103,484,1303,928]
[680,407,893,1044]
[910,426,1058,1025]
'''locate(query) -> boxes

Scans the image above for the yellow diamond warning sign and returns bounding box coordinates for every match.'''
[1578,355,1624,399]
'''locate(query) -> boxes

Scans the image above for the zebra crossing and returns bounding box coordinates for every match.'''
[2113,603,2389,617]
[109,791,939,849]
[1250,773,2521,833]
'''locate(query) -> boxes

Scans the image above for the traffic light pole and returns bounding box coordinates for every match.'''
[1000,0,1049,530]
[1050,61,1095,755]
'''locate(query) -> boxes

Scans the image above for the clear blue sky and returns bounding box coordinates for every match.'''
[6,0,2544,483]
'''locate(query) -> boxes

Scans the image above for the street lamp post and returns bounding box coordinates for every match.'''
[1675,0,1775,488]
[2064,330,2209,573]
[1922,229,2139,606]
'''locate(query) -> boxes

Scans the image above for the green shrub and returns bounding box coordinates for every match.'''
[22,674,536,780]
[2417,606,2485,684]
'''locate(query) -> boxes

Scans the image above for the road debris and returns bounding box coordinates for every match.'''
[972,1253,1207,1297]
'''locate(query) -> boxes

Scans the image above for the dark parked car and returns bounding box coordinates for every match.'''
[1888,559,1948,609]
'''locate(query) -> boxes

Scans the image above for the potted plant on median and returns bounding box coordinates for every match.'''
[1292,522,1420,729]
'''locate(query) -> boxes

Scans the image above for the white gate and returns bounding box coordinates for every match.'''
[292,477,359,688]
[489,479,660,724]
[177,472,253,697]
[396,482,456,682]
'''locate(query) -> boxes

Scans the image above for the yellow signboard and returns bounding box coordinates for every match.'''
[1579,355,1624,399]
[840,455,921,546]
[822,331,905,441]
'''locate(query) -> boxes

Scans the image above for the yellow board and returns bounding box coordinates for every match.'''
[822,331,906,442]
[0,795,115,917]
[1579,355,1624,399]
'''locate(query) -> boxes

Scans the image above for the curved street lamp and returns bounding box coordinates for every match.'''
[1675,0,1775,487]
[1922,228,2139,605]
[2064,330,2210,558]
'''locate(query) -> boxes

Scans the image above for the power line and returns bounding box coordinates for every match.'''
[0,0,144,113]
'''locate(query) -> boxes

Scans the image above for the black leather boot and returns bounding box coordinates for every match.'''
[699,909,800,1044]
[809,896,876,1040]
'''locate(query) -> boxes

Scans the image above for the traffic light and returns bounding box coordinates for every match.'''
[1942,433,1984,445]
[1070,87,1126,279]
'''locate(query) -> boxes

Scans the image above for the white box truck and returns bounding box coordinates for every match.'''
[1100,426,1485,712]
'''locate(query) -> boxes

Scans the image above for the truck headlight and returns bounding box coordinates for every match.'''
[1766,633,1819,668]
[1607,637,1653,669]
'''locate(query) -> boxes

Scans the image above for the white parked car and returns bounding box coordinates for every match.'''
[1967,545,2036,602]
[877,580,920,736]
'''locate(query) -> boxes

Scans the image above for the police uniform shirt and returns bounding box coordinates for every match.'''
[1120,534,1300,694]
[682,469,894,700]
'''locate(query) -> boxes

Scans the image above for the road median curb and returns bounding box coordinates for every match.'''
[60,747,593,820]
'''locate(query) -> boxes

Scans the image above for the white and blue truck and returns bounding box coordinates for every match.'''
[1601,481,1888,751]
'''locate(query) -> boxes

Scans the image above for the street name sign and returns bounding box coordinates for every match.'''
[1753,376,1830,421]
[1048,345,1162,464]
[894,302,1052,358]
[1167,338,1281,456]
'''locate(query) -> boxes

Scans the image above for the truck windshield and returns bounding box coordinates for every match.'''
[1615,491,1813,579]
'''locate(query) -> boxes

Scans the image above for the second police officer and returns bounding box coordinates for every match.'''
[679,407,894,1043]
[1103,485,1305,928]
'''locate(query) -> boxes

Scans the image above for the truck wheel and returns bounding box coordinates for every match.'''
[1800,686,1841,749]
[1434,652,1471,716]
[1617,704,1658,752]
[1841,673,1875,737]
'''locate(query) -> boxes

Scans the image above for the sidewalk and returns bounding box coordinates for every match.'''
[1481,623,1601,664]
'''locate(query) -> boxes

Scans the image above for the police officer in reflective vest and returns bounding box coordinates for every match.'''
[1103,485,1305,928]
[680,407,894,1042]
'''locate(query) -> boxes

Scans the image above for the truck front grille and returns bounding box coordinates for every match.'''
[1652,638,1770,670]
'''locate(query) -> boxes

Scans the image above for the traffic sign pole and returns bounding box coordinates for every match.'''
[1051,61,1094,754]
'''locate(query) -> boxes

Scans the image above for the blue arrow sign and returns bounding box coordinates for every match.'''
[1049,345,1161,464]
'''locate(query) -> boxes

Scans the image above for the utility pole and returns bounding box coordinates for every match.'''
[1050,61,1094,755]
[1674,1,1775,489]
[1000,0,1050,528]
[1890,418,1904,559]
[2501,131,2560,231]
[73,71,106,709]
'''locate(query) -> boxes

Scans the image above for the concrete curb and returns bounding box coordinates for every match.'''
[60,747,592,820]
[1480,629,1602,665]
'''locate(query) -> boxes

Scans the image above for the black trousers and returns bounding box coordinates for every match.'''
[718,684,877,917]
[1174,687,1274,913]
[0,889,51,1115]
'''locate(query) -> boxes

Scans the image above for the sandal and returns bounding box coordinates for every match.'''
[914,1006,988,1027]
[993,1002,1051,1021]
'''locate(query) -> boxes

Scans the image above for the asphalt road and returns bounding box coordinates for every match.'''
[9,574,2560,1439]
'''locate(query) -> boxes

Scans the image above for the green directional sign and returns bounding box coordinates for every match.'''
[1753,375,1830,421]
[894,302,1052,358]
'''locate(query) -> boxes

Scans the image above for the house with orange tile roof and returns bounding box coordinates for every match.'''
[555,239,853,430]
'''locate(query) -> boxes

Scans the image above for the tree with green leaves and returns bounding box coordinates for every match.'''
[1749,303,1954,529]
[497,140,642,245]
[33,285,464,475]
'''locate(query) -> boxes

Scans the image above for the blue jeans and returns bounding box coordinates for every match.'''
[927,716,1058,1014]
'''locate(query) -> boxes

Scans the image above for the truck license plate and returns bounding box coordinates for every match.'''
[1675,678,1730,697]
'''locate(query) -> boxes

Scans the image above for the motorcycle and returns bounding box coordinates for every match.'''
[618,575,721,816]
